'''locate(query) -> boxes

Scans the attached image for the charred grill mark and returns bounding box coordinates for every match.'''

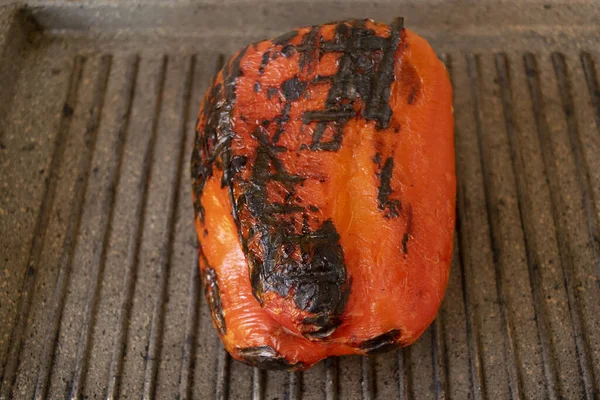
[281,76,307,101]
[309,123,342,151]
[360,329,402,354]
[377,157,401,218]
[259,51,270,75]
[273,103,291,143]
[237,346,303,370]
[321,36,388,52]
[200,260,227,336]
[363,17,404,129]
[298,26,320,72]
[309,122,339,149]
[272,30,299,46]
[302,108,356,123]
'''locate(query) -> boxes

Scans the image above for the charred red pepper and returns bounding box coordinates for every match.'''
[191,18,455,370]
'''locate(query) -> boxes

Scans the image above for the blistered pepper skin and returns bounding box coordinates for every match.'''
[191,18,455,370]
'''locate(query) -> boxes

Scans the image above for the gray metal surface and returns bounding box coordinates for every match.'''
[0,1,599,399]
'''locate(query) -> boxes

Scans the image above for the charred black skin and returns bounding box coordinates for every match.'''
[238,329,401,368]
[237,346,304,370]
[377,157,402,218]
[301,18,404,151]
[360,329,402,354]
[200,254,227,335]
[241,125,348,333]
[272,30,299,46]
[191,19,406,339]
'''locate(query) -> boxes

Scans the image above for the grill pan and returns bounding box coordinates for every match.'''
[0,1,599,398]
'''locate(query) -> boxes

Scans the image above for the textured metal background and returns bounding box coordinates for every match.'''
[0,1,599,399]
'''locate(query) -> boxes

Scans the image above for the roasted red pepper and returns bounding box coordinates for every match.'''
[191,18,455,370]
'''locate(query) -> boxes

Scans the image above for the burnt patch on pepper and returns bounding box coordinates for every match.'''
[377,157,401,218]
[200,260,227,336]
[281,44,295,57]
[360,329,402,354]
[372,152,382,166]
[259,51,270,75]
[191,47,249,223]
[231,122,349,335]
[300,276,352,340]
[363,17,405,129]
[304,324,339,340]
[301,314,331,327]
[281,76,307,102]
[272,30,298,46]
[191,82,221,222]
[245,196,348,321]
[229,155,248,175]
[295,18,405,152]
[237,346,303,370]
[297,26,320,72]
[290,220,347,313]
